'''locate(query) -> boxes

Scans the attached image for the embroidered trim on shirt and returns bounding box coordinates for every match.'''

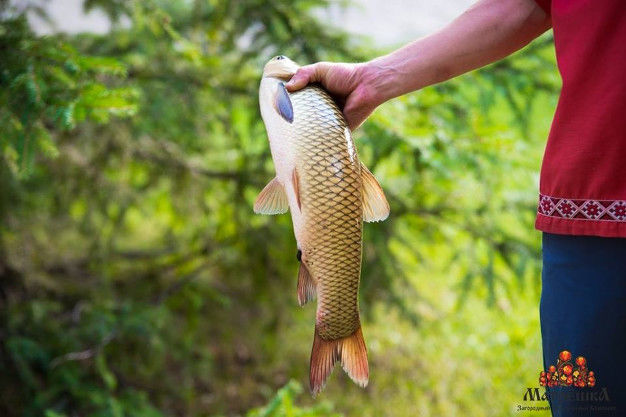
[538,194,626,221]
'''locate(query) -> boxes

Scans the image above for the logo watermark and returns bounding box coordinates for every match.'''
[539,350,595,388]
[515,350,616,413]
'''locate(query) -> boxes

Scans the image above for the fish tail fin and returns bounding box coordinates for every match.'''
[309,325,369,396]
[297,263,316,306]
[339,326,369,388]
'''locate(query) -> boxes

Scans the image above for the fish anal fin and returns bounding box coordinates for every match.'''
[292,168,301,210]
[254,177,289,215]
[274,82,294,123]
[297,262,316,306]
[309,325,369,396]
[360,163,390,222]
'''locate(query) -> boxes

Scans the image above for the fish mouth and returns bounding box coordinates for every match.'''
[263,55,299,80]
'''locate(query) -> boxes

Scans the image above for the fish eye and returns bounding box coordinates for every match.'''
[275,55,285,60]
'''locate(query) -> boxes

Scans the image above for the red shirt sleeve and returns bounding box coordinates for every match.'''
[533,0,551,15]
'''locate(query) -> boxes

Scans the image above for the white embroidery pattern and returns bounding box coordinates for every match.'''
[538,194,626,221]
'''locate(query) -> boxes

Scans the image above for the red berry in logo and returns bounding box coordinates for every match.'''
[563,365,573,375]
[549,365,556,373]
[576,356,586,366]
[588,371,594,377]
[559,350,572,362]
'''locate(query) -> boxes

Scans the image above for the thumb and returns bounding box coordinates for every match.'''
[343,94,375,131]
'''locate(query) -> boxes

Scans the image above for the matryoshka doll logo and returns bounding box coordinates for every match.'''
[539,350,596,388]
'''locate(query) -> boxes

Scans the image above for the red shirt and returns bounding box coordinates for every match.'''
[533,0,626,237]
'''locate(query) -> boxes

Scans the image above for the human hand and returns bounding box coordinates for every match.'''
[285,62,381,131]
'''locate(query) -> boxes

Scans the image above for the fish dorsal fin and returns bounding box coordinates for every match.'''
[274,82,294,123]
[360,163,390,222]
[254,177,289,215]
[292,167,302,210]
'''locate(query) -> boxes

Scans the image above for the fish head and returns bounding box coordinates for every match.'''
[259,55,299,126]
[258,56,299,186]
[262,55,299,80]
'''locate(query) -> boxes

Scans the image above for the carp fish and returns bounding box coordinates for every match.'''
[255,55,390,395]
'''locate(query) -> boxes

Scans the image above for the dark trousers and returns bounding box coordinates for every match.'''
[541,233,626,417]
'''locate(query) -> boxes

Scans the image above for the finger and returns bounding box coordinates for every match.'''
[285,65,317,91]
[286,63,329,91]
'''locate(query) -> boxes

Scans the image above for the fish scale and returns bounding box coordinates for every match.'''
[290,85,363,340]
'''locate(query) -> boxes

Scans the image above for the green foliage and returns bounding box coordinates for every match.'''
[0,0,558,416]
[246,381,341,417]
[356,36,558,311]
[0,11,137,176]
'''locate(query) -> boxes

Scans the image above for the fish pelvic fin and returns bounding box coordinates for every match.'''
[309,325,369,396]
[297,262,316,306]
[291,167,301,211]
[254,177,289,215]
[360,162,390,222]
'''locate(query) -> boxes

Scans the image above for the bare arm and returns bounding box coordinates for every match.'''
[286,0,551,130]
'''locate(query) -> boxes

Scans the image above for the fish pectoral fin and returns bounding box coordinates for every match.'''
[297,262,316,306]
[274,82,294,123]
[254,177,289,215]
[309,325,368,396]
[360,162,390,222]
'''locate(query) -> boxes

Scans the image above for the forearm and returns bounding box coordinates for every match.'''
[364,0,551,103]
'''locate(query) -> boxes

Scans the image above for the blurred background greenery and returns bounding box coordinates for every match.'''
[1,0,559,415]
